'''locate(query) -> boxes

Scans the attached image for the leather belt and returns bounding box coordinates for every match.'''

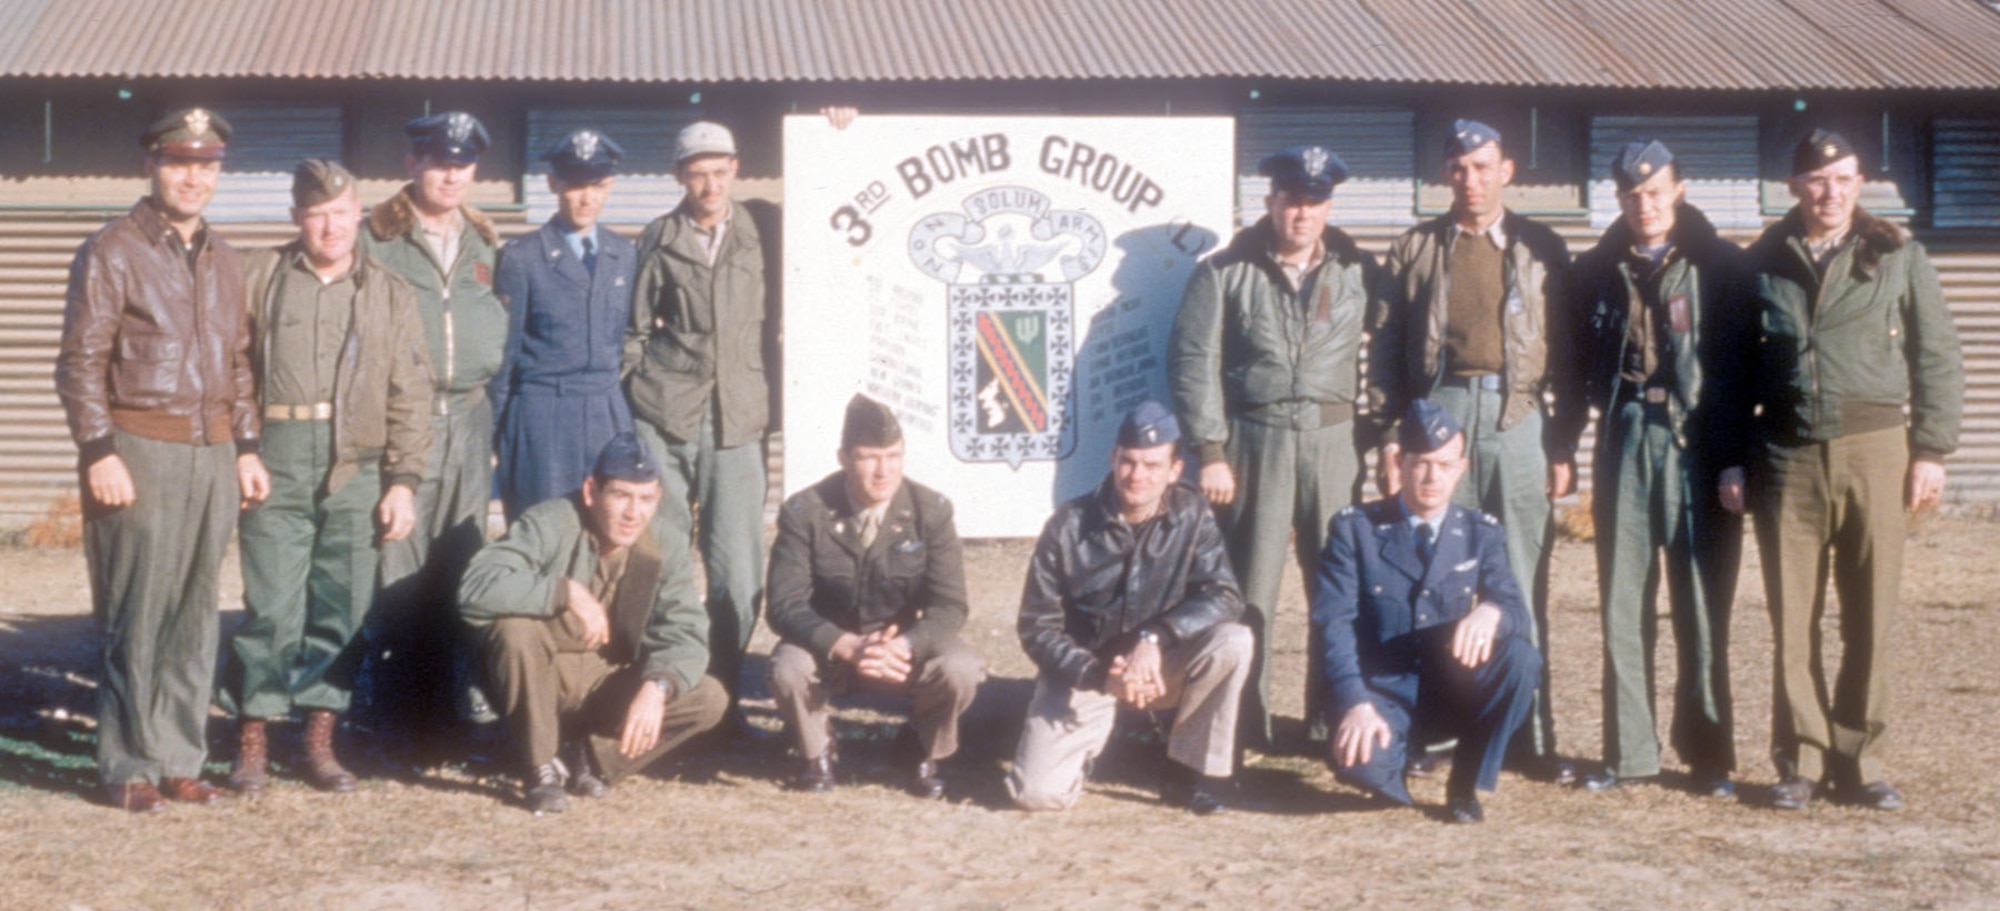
[516,372,621,396]
[433,389,486,417]
[264,402,333,421]
[1442,373,1503,391]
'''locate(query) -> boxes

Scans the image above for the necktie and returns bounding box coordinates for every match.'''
[859,511,880,549]
[581,236,598,276]
[1416,523,1436,567]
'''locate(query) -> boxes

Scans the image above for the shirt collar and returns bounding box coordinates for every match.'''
[1399,497,1445,535]
[561,222,599,260]
[1456,216,1507,249]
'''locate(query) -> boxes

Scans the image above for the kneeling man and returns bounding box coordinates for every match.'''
[1313,400,1541,823]
[459,433,727,813]
[765,395,986,798]
[1011,402,1251,814]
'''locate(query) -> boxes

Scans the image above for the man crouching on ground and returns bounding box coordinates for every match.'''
[1010,401,1252,814]
[458,433,727,814]
[1312,399,1541,823]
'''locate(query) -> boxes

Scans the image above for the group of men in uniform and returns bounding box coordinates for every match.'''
[1174,119,1961,820]
[57,104,1960,824]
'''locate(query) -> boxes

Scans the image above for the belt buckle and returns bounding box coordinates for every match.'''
[1642,387,1669,405]
[312,402,333,421]
[1479,374,1502,391]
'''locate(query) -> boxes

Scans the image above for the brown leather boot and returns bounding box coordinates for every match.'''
[229,719,269,796]
[301,710,358,793]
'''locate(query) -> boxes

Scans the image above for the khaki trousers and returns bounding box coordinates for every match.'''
[1222,417,1360,745]
[1754,426,1907,785]
[481,615,728,782]
[86,431,237,786]
[1008,623,1252,811]
[768,638,986,762]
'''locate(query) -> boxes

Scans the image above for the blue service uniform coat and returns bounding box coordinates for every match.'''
[1311,498,1541,802]
[492,219,637,518]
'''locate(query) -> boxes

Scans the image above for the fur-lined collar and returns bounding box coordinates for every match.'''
[367,184,498,247]
[1770,205,1906,275]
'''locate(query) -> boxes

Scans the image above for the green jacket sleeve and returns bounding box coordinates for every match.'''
[457,502,571,628]
[622,217,670,379]
[640,538,711,695]
[1902,242,1965,459]
[900,491,969,657]
[1168,262,1230,464]
[764,496,848,658]
[381,276,435,491]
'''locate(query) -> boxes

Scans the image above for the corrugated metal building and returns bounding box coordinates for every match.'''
[3,0,1999,521]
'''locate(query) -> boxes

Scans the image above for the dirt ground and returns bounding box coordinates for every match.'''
[3,510,1999,911]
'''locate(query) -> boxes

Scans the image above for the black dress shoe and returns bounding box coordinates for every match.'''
[1161,771,1230,815]
[794,753,837,793]
[1406,751,1451,779]
[1445,793,1484,824]
[565,741,608,799]
[1855,781,1904,811]
[526,761,569,815]
[1689,767,1736,799]
[910,760,947,800]
[1769,775,1815,811]
[1581,771,1654,793]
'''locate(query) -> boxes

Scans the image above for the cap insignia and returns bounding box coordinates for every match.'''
[185,108,211,135]
[1637,161,1652,175]
[1823,143,1838,159]
[1302,146,1329,176]
[572,130,600,160]
[447,112,475,144]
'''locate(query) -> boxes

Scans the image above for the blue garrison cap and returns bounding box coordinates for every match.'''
[1792,128,1857,176]
[542,129,623,184]
[1398,399,1463,455]
[592,432,659,484]
[1443,119,1502,158]
[1258,145,1348,200]
[405,112,490,165]
[1117,401,1181,449]
[1612,140,1676,191]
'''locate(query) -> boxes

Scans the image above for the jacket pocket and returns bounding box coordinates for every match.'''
[111,332,182,408]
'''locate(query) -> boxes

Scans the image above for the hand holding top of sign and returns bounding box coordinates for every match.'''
[819,106,858,131]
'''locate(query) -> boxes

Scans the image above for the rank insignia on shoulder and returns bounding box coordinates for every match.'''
[1479,513,1501,526]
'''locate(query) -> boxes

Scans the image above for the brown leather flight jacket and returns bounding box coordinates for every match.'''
[56,199,259,467]
[243,243,436,495]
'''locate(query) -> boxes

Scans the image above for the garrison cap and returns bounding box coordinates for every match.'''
[1116,401,1181,450]
[840,394,903,451]
[1258,145,1348,201]
[543,129,623,184]
[1443,119,1502,159]
[1611,140,1676,191]
[1398,399,1463,455]
[674,121,737,165]
[1792,128,1857,176]
[592,432,659,485]
[405,112,490,165]
[142,107,231,160]
[291,159,356,209]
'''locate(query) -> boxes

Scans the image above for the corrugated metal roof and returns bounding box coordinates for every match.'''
[3,0,1999,89]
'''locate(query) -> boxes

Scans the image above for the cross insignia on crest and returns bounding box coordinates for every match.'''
[572,130,600,160]
[185,108,211,135]
[447,112,476,144]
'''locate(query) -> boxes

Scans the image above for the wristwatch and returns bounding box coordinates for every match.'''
[1138,628,1163,647]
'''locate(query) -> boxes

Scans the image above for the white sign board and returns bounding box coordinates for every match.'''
[783,115,1234,537]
